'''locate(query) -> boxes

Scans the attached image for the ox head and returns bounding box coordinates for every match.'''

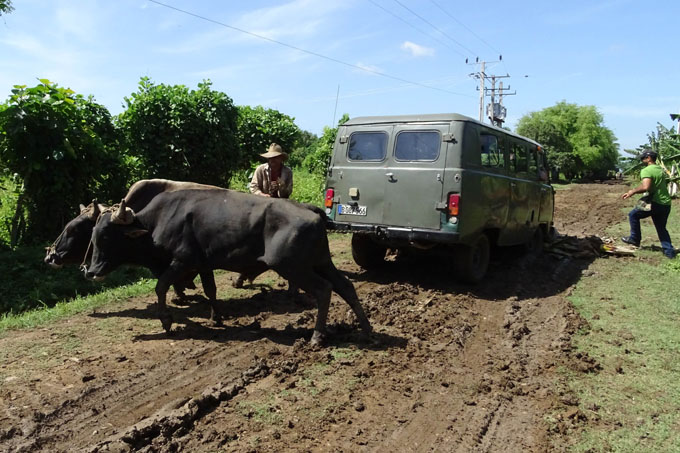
[44,200,103,268]
[83,199,149,281]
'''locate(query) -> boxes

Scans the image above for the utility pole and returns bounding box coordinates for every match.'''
[468,57,516,127]
[485,75,514,127]
[478,61,485,122]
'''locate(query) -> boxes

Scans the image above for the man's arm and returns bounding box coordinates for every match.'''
[621,177,652,199]
[249,166,267,196]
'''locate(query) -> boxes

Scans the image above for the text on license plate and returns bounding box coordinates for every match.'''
[337,204,367,216]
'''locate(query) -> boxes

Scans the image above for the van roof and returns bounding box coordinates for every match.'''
[342,113,542,147]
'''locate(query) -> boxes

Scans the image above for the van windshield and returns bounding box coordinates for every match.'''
[348,132,388,161]
[395,131,440,161]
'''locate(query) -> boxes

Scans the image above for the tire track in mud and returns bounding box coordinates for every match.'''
[4,338,262,452]
[0,291,318,453]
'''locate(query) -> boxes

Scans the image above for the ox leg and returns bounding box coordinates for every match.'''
[282,272,333,345]
[319,263,372,335]
[155,274,175,334]
[199,271,222,326]
[155,261,189,333]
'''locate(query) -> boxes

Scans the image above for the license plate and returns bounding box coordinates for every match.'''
[338,204,367,216]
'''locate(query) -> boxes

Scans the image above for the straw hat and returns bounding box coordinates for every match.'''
[260,143,288,160]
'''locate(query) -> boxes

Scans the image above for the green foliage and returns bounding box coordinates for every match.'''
[302,113,349,175]
[117,77,239,187]
[290,167,324,205]
[621,122,680,176]
[0,173,23,246]
[0,80,125,246]
[237,105,301,168]
[516,101,619,179]
[0,245,151,316]
[0,0,13,16]
[287,130,319,168]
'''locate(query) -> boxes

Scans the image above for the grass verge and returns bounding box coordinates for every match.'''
[0,278,156,335]
[566,199,680,452]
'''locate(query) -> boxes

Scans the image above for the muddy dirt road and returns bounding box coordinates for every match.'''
[0,182,626,452]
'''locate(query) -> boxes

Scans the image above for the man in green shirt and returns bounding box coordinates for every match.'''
[621,149,676,258]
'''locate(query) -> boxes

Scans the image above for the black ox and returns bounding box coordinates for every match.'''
[44,179,221,300]
[82,189,372,344]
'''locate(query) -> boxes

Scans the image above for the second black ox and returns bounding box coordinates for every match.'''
[83,188,372,345]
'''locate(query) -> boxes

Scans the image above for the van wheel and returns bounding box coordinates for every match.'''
[351,234,386,269]
[455,234,490,284]
[524,227,544,255]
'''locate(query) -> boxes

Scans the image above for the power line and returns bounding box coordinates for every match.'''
[146,0,470,97]
[392,0,477,57]
[366,0,465,58]
[429,0,502,56]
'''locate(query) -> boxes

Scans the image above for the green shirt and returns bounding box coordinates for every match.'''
[640,164,672,205]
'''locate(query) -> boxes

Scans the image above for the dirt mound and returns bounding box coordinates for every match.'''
[0,183,626,452]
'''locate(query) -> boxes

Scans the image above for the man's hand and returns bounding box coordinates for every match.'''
[621,190,633,200]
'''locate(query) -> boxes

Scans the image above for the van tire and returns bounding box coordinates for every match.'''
[351,234,386,269]
[455,234,490,284]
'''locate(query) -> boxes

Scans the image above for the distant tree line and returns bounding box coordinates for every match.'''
[0,78,341,247]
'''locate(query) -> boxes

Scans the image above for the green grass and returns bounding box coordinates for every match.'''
[0,277,156,334]
[0,244,152,315]
[566,199,680,452]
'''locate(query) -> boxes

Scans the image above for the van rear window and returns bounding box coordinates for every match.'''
[347,132,388,161]
[395,131,440,161]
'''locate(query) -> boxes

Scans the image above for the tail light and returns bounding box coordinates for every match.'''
[448,194,460,216]
[324,188,335,208]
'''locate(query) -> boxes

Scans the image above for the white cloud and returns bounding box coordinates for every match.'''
[400,41,435,57]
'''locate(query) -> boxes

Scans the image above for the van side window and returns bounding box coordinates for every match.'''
[395,131,440,161]
[480,134,503,168]
[527,146,538,179]
[509,143,527,174]
[347,132,388,161]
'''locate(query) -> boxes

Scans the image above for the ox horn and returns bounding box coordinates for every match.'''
[112,198,135,225]
[90,199,100,220]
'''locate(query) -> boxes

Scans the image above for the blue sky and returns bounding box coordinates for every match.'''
[1,0,678,153]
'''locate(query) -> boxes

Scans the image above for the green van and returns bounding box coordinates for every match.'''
[323,113,554,283]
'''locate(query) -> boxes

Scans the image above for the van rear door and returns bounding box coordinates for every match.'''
[330,126,393,226]
[380,125,449,229]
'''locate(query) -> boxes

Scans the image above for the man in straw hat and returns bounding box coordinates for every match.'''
[249,143,293,198]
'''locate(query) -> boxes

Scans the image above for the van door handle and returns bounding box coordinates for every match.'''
[385,172,396,182]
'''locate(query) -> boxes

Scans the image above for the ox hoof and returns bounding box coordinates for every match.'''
[160,315,173,333]
[232,277,244,289]
[310,331,326,346]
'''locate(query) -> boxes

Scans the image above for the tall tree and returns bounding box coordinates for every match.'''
[516,101,618,179]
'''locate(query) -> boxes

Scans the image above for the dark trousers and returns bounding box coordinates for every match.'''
[628,203,675,257]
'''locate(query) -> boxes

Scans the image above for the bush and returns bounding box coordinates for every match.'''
[0,80,125,246]
[117,78,239,187]
[237,105,301,168]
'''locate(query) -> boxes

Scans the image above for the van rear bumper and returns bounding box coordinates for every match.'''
[327,221,461,244]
